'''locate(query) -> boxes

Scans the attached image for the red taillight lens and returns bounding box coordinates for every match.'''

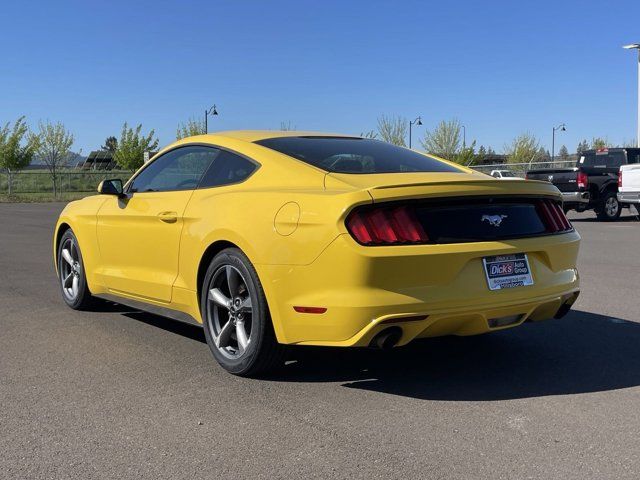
[618,170,623,188]
[577,171,588,189]
[536,199,572,233]
[346,205,429,245]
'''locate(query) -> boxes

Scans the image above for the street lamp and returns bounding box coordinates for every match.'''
[623,43,640,147]
[409,116,422,149]
[204,104,218,133]
[552,123,566,163]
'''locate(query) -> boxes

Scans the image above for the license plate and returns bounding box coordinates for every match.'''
[482,253,534,291]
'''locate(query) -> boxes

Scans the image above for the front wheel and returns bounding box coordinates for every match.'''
[596,192,621,221]
[201,248,284,377]
[57,229,94,309]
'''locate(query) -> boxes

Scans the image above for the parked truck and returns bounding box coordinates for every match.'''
[526,147,640,221]
[618,162,640,216]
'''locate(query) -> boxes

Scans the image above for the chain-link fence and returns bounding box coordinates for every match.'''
[1,161,578,195]
[0,170,134,195]
[469,160,576,178]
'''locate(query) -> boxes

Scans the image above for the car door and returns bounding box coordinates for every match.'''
[96,145,219,302]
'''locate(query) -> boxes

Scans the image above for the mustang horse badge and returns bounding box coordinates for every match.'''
[481,214,508,227]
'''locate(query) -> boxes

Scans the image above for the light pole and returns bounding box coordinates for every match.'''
[204,104,218,133]
[409,116,422,149]
[552,123,566,162]
[623,44,640,147]
[462,125,466,149]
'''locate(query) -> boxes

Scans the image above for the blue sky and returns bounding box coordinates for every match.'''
[2,0,639,154]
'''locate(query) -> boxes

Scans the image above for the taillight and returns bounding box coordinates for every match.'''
[577,171,588,189]
[536,199,572,233]
[618,170,623,188]
[346,205,429,245]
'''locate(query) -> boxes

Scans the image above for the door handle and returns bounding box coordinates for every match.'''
[157,211,178,223]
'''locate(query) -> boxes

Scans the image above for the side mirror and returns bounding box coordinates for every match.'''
[97,179,124,196]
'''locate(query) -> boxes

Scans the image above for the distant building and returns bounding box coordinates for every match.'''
[80,151,116,170]
[475,154,508,165]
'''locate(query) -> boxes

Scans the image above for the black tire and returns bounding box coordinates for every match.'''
[595,191,621,221]
[57,229,95,310]
[200,248,285,377]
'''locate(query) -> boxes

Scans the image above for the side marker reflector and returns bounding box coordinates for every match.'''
[293,306,327,314]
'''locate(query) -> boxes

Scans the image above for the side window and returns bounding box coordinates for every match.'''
[130,146,219,193]
[199,150,258,188]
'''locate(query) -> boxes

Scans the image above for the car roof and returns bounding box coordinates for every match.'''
[210,130,359,142]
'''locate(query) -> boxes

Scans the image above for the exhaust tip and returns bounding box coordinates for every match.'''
[369,327,403,349]
[554,291,580,319]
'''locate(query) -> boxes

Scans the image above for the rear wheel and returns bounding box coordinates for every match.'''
[201,248,284,377]
[57,229,94,309]
[596,192,621,221]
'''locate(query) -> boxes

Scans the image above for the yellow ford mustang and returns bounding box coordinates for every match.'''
[54,131,580,376]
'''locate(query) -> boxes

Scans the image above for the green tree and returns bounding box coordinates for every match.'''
[475,145,487,163]
[591,137,609,149]
[114,122,159,170]
[576,139,589,156]
[35,121,74,197]
[505,133,540,164]
[101,136,118,153]
[0,117,39,196]
[420,119,462,161]
[455,141,477,165]
[558,145,569,160]
[176,118,206,140]
[360,130,378,139]
[537,147,551,162]
[376,115,407,147]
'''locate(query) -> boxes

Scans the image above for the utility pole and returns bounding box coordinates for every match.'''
[552,124,566,162]
[204,104,218,133]
[409,116,422,149]
[623,44,640,147]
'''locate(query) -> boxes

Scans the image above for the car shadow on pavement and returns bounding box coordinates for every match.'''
[86,300,207,343]
[275,310,640,401]
[120,311,207,343]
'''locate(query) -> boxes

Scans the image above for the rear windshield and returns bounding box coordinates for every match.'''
[580,151,625,168]
[255,136,462,174]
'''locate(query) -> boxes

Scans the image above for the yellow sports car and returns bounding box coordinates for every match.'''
[54,131,580,376]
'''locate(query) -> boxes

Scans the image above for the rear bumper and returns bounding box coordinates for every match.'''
[259,230,581,346]
[618,191,640,204]
[562,191,589,204]
[296,289,580,348]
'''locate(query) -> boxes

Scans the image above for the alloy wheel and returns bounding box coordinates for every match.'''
[59,237,81,301]
[206,265,253,359]
[605,196,618,217]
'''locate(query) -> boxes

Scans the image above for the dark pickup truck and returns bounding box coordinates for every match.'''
[526,148,640,221]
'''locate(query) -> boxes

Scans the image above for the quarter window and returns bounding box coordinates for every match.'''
[129,146,218,193]
[199,150,258,188]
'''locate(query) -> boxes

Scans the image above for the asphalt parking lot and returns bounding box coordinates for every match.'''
[1,203,639,479]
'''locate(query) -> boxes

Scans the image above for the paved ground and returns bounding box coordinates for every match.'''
[1,203,639,479]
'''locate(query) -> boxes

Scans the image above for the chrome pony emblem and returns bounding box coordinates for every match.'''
[481,214,508,227]
[548,175,554,182]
